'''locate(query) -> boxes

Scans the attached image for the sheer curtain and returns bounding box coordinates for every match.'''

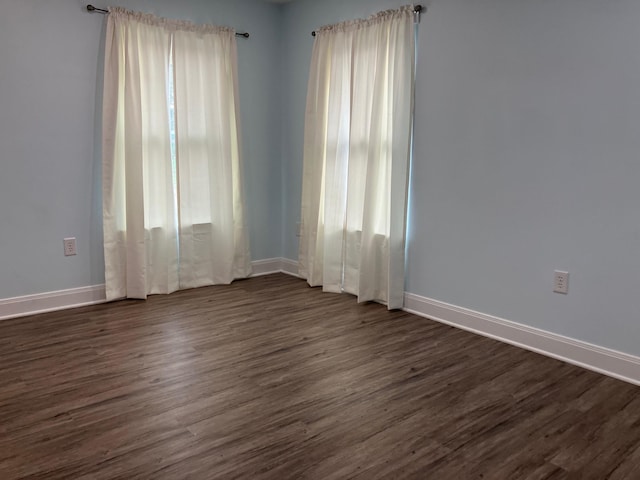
[102,8,251,301]
[299,6,416,309]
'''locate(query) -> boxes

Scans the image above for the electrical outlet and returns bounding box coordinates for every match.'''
[553,270,569,294]
[296,222,302,237]
[63,237,77,256]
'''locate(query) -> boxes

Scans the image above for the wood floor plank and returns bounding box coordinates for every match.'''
[1,273,639,479]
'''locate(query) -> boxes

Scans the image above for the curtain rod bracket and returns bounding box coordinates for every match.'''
[414,4,423,24]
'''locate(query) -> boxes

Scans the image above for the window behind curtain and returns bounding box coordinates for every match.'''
[299,6,416,309]
[102,8,251,301]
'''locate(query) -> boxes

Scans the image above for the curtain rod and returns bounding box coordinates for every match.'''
[311,4,423,37]
[86,5,250,38]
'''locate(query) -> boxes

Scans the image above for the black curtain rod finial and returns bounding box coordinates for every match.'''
[86,4,109,14]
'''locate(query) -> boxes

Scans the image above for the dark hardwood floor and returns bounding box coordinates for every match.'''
[1,273,639,479]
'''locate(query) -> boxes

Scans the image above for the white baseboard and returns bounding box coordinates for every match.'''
[250,258,285,277]
[7,260,634,386]
[250,257,300,278]
[0,285,107,321]
[1,258,300,321]
[404,293,640,386]
[279,258,302,278]
[248,258,640,385]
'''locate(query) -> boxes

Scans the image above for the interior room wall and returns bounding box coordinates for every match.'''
[0,0,283,299]
[3,0,640,361]
[281,0,640,357]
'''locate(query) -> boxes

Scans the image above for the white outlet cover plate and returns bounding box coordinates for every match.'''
[554,270,569,294]
[64,238,77,256]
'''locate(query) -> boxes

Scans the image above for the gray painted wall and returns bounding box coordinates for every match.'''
[409,0,640,355]
[281,0,640,356]
[0,0,283,298]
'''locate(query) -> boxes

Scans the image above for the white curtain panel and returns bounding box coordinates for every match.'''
[299,6,415,309]
[173,26,250,289]
[102,8,251,301]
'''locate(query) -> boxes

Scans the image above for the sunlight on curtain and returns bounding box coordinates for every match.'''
[299,6,416,309]
[102,8,251,301]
